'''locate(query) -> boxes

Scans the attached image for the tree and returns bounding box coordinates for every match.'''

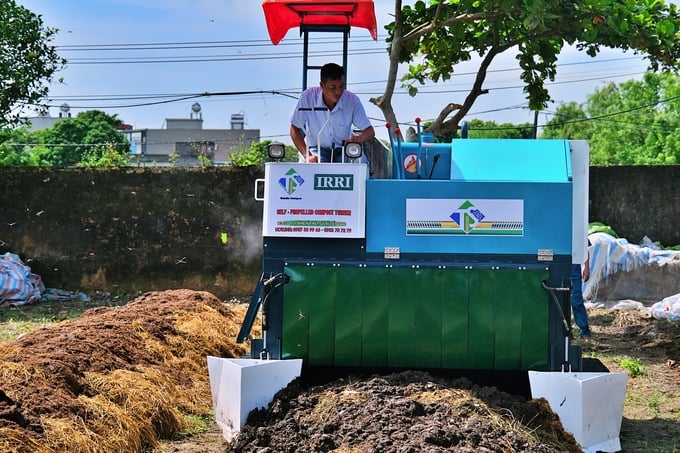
[541,102,594,141]
[585,73,680,164]
[229,140,298,166]
[422,118,532,141]
[0,126,41,165]
[542,73,680,165]
[463,119,534,139]
[26,110,129,166]
[372,0,680,138]
[79,143,131,167]
[0,0,66,128]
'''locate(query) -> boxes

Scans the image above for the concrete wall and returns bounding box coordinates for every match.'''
[589,165,680,246]
[1,165,679,298]
[0,167,263,299]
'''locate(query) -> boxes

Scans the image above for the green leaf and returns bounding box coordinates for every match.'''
[379,0,680,139]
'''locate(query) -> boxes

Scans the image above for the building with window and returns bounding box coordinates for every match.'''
[26,103,260,166]
[128,105,259,166]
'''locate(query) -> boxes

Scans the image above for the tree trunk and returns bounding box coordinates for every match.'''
[369,0,402,140]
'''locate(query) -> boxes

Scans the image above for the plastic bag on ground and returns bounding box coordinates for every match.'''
[0,253,44,306]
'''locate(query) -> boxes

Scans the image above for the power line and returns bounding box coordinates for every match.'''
[28,90,299,110]
[538,93,680,128]
[42,34,650,109]
[56,36,381,51]
[30,68,645,111]
[57,35,384,65]
[64,48,383,65]
[4,137,259,147]
[377,91,680,134]
[54,33,647,70]
[29,36,659,135]
[34,52,648,107]
[15,94,680,142]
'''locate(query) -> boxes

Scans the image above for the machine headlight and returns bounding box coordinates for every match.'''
[344,142,363,159]
[267,142,286,160]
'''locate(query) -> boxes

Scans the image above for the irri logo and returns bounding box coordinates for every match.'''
[313,174,354,190]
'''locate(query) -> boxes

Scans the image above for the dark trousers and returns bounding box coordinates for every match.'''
[319,147,344,163]
[571,264,591,335]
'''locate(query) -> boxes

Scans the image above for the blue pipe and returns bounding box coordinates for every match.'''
[395,128,404,179]
[386,123,400,180]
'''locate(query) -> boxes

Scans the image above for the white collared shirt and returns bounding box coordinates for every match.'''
[290,87,371,149]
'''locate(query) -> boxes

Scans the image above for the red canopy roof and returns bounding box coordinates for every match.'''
[262,0,377,45]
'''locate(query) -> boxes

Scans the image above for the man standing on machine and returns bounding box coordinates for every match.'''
[290,62,375,163]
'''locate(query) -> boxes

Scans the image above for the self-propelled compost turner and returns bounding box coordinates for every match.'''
[207,2,628,452]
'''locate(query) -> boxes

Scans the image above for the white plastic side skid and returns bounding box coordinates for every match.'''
[529,370,628,452]
[207,357,302,441]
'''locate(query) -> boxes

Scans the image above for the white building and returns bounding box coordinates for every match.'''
[130,106,259,166]
[26,104,260,166]
[25,103,73,131]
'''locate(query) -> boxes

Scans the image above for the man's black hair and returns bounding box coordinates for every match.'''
[320,63,345,82]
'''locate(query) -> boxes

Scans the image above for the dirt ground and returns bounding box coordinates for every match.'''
[586,307,680,451]
[157,305,680,453]
[0,290,678,452]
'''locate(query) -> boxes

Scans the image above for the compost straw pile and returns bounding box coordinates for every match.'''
[0,289,249,452]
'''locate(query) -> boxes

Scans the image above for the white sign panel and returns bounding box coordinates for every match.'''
[263,163,367,238]
[406,198,524,236]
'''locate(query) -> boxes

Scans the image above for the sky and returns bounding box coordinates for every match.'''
[16,0,660,145]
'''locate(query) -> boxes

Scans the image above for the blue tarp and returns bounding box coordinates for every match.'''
[650,294,680,321]
[584,232,680,320]
[0,253,90,306]
[0,252,44,306]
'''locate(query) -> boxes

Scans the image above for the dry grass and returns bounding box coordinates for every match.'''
[0,427,44,453]
[311,389,368,424]
[0,290,252,453]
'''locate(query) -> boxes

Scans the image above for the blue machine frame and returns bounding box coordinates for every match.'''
[238,138,587,372]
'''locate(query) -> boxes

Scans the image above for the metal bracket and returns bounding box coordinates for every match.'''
[254,178,265,201]
[384,246,400,259]
[236,272,289,344]
[537,248,554,262]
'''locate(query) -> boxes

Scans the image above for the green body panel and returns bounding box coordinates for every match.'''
[468,270,495,369]
[282,265,550,370]
[387,268,415,367]
[441,270,469,368]
[414,268,443,368]
[360,267,389,366]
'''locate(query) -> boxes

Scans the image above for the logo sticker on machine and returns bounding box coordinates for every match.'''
[402,154,419,174]
[313,173,354,190]
[263,163,367,238]
[406,198,523,236]
[277,168,305,194]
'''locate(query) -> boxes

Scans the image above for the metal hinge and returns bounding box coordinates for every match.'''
[537,249,554,262]
[384,246,400,260]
